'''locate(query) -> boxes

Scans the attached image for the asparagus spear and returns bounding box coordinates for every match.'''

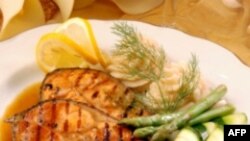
[188,104,235,125]
[120,104,233,128]
[133,85,228,138]
[119,103,194,127]
[134,126,159,138]
[119,111,182,127]
[133,103,233,138]
[119,114,176,127]
[151,84,227,141]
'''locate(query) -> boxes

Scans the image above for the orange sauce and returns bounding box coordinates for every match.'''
[0,83,41,141]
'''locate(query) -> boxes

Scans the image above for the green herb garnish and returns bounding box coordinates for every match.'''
[111,22,199,113]
[111,22,166,81]
[166,55,200,111]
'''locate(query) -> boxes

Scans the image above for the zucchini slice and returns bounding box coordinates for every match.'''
[215,113,248,125]
[206,127,223,141]
[175,127,202,141]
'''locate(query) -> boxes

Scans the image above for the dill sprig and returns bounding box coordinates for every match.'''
[111,22,199,113]
[134,55,199,113]
[111,22,166,81]
[166,55,200,111]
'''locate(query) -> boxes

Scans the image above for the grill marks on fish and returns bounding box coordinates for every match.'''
[7,68,148,141]
[63,101,70,132]
[13,120,61,141]
[9,99,134,141]
[103,123,110,141]
[40,68,135,119]
[77,106,82,130]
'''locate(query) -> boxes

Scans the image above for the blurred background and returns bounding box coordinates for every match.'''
[0,0,249,65]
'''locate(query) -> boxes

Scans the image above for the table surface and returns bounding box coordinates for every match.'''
[73,0,250,66]
[1,0,250,66]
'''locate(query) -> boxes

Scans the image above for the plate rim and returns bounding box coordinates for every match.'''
[0,19,249,119]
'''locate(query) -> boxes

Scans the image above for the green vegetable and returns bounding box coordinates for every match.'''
[120,104,234,128]
[215,112,248,125]
[134,126,159,139]
[175,113,248,141]
[119,110,183,127]
[174,122,221,141]
[189,122,219,141]
[112,22,166,82]
[188,104,235,125]
[132,120,218,139]
[171,54,199,111]
[112,22,200,112]
[119,113,177,127]
[202,122,219,135]
[151,84,227,141]
[133,112,246,139]
[206,127,223,141]
[175,126,202,141]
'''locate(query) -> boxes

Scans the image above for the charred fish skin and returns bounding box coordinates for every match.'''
[40,68,137,119]
[8,99,135,141]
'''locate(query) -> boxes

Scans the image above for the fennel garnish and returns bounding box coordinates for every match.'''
[111,22,166,81]
[139,56,199,113]
[111,22,199,113]
[166,55,200,111]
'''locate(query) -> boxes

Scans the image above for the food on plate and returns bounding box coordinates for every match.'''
[36,33,92,72]
[54,18,108,67]
[108,23,203,113]
[119,104,235,128]
[6,99,134,141]
[1,19,248,141]
[36,18,108,73]
[40,68,148,119]
[132,85,227,140]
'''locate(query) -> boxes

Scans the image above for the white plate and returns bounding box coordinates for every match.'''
[0,20,250,120]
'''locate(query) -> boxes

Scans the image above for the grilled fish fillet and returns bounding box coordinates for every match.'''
[8,99,136,141]
[40,68,146,119]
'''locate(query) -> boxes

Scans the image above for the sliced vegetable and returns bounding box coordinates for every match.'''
[151,84,227,141]
[215,112,248,124]
[175,122,219,141]
[196,122,220,140]
[206,113,247,141]
[203,122,219,135]
[192,124,208,140]
[175,127,202,141]
[132,85,227,139]
[206,127,223,141]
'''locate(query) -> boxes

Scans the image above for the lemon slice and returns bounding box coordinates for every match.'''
[55,18,108,67]
[36,33,90,72]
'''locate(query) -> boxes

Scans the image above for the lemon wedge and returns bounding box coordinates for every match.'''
[55,18,108,67]
[36,33,90,72]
